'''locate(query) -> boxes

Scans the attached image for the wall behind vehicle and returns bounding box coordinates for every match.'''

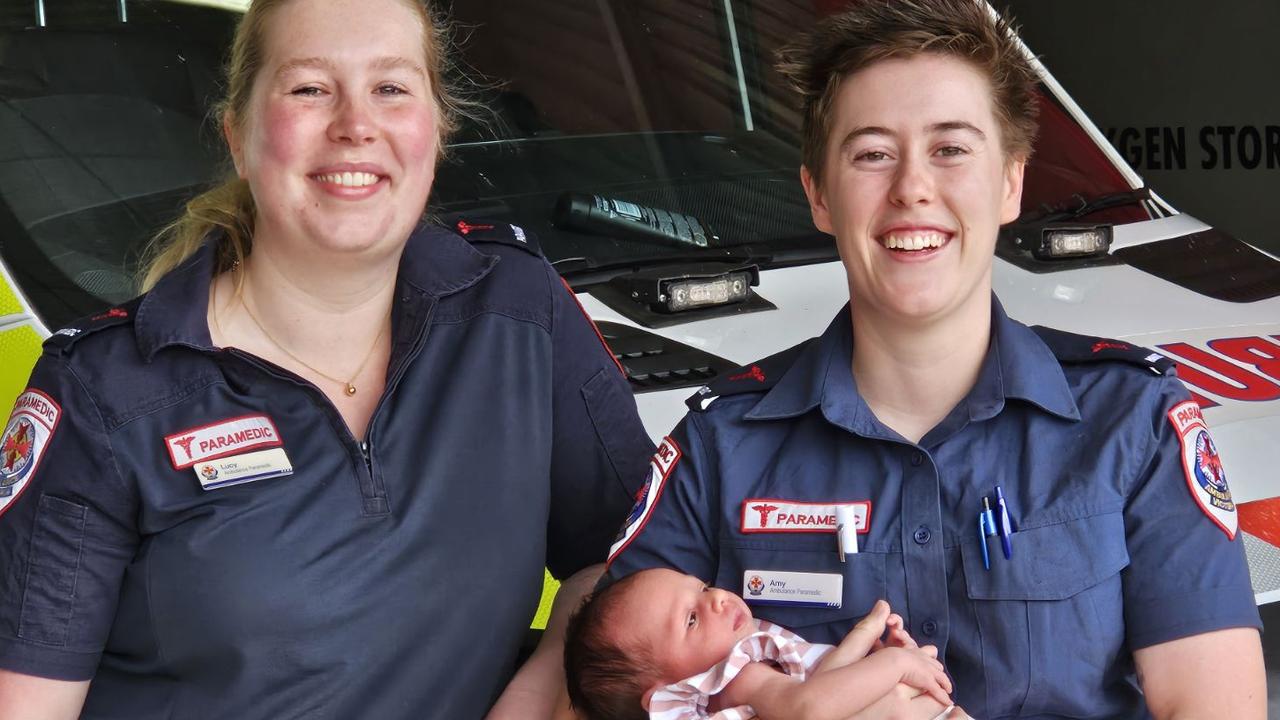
[1004,0,1280,256]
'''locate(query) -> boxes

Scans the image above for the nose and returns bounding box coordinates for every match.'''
[328,93,377,146]
[706,589,730,615]
[889,150,935,208]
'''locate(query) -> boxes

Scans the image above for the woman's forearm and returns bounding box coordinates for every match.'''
[484,564,603,720]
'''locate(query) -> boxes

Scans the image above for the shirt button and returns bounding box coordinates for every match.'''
[922,619,938,637]
[910,451,924,467]
[913,526,932,545]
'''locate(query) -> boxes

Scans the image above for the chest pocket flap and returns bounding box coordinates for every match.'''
[961,510,1130,600]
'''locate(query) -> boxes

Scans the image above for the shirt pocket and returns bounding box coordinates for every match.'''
[18,494,87,647]
[960,509,1130,717]
[715,539,888,643]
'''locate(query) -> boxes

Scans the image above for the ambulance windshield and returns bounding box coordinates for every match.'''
[0,0,1143,328]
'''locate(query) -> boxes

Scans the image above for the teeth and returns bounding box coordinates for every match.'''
[316,172,380,187]
[881,232,947,251]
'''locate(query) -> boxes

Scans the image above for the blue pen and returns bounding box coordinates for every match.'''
[995,485,1014,559]
[978,497,997,570]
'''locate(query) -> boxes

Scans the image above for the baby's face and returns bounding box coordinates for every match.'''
[616,569,755,683]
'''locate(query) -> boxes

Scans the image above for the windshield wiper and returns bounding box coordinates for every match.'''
[1016,187,1151,225]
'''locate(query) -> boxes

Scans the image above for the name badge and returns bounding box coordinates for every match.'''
[742,570,842,609]
[194,448,293,491]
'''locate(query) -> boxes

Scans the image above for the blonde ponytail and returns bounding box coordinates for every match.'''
[139,178,255,292]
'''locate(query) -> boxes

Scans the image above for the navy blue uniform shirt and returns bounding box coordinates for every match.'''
[606,299,1259,719]
[0,223,652,719]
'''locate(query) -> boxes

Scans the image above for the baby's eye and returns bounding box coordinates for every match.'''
[686,611,698,628]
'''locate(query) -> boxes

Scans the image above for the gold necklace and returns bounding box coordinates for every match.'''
[218,276,389,397]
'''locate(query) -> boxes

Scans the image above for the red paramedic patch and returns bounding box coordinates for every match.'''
[1168,400,1236,539]
[608,436,681,563]
[164,414,283,470]
[0,389,62,518]
[740,498,871,534]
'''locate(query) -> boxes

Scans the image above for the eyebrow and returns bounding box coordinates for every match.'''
[274,56,424,78]
[838,121,987,151]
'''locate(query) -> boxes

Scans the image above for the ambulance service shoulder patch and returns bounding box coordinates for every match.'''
[608,436,681,563]
[1168,400,1236,539]
[0,389,61,517]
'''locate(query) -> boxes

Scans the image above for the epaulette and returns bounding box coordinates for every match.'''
[43,295,144,355]
[451,218,541,256]
[1030,325,1175,376]
[685,339,815,411]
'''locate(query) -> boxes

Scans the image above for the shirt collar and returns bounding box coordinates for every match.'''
[742,295,1079,434]
[985,297,1080,422]
[134,224,496,360]
[744,304,887,437]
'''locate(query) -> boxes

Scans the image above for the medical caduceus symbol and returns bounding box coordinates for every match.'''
[751,503,779,527]
[173,435,197,461]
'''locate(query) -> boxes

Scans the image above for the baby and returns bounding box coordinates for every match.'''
[564,568,955,720]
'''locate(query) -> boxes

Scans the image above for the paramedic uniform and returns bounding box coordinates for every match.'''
[0,221,652,719]
[606,300,1259,719]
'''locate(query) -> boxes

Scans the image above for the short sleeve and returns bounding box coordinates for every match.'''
[545,266,654,579]
[0,355,138,680]
[1121,376,1260,649]
[604,413,720,585]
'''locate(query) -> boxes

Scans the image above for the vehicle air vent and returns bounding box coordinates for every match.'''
[1113,229,1280,303]
[597,321,736,393]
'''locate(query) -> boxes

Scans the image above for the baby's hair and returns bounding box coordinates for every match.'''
[564,573,660,720]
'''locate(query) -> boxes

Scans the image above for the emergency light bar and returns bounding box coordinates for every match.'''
[664,272,752,312]
[1001,222,1114,264]
[1032,225,1113,260]
[609,264,760,313]
[587,264,773,329]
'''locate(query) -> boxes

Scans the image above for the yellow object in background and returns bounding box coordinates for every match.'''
[0,269,44,413]
[0,275,20,317]
[533,570,560,630]
[0,325,43,414]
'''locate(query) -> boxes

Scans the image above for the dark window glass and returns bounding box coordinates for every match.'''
[0,0,1159,330]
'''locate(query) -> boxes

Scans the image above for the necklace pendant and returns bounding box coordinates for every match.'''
[345,383,357,396]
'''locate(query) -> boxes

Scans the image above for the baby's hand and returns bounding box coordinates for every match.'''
[883,612,919,649]
[882,646,952,708]
[814,600,891,673]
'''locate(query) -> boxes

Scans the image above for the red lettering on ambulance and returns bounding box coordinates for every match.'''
[1159,343,1280,402]
[1209,336,1280,384]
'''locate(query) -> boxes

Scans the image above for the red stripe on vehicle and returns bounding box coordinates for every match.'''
[1239,497,1280,549]
[1160,343,1280,402]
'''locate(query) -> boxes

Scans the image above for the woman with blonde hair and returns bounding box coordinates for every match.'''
[0,0,650,717]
